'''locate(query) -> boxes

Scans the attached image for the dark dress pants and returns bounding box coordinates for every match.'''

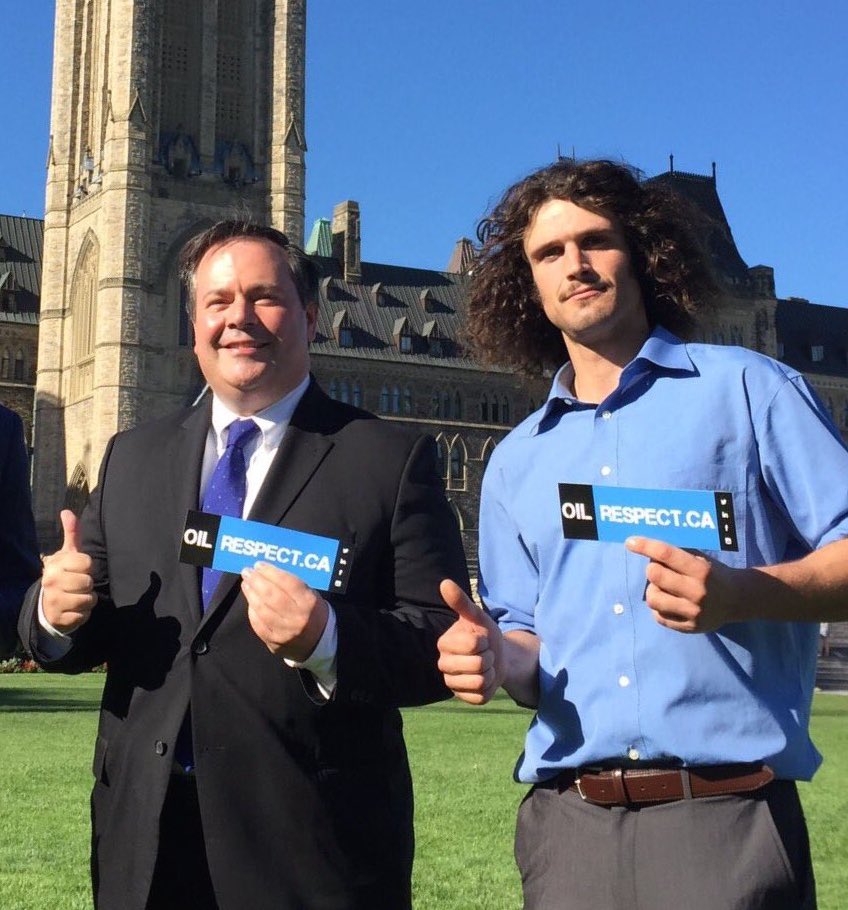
[146,773,218,910]
[515,779,816,910]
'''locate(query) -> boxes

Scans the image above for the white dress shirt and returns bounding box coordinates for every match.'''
[38,375,338,697]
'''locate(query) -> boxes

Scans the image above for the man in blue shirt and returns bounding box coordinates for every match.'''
[438,159,848,909]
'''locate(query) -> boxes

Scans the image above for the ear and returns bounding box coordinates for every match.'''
[305,302,318,343]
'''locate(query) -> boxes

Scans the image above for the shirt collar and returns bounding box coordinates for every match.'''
[532,326,695,434]
[210,374,311,450]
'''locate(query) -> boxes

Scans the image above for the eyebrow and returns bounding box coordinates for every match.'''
[200,283,285,302]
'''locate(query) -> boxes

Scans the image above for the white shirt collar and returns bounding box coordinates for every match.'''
[209,374,311,450]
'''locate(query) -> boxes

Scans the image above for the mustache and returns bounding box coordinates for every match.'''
[564,283,607,300]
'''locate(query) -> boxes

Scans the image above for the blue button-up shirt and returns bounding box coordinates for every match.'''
[480,327,848,782]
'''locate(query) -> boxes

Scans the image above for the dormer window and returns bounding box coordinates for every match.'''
[393,316,415,353]
[332,309,354,347]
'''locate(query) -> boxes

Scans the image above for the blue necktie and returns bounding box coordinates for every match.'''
[200,418,260,611]
[175,418,260,770]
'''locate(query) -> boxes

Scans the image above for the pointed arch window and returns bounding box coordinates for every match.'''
[392,386,401,414]
[13,350,24,381]
[480,394,489,422]
[380,386,390,413]
[353,382,363,408]
[435,434,449,482]
[1,349,9,379]
[403,387,413,415]
[328,379,338,400]
[340,381,350,404]
[501,396,510,424]
[448,440,467,491]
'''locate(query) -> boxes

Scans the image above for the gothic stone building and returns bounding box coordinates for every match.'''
[3,2,848,560]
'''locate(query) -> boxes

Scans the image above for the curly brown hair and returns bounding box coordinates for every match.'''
[467,159,721,374]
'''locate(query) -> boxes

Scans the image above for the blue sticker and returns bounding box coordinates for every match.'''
[180,510,352,592]
[558,484,738,551]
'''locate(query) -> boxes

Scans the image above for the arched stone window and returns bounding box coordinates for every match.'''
[340,380,350,404]
[448,437,467,491]
[502,396,510,424]
[491,397,500,424]
[403,387,413,415]
[0,349,9,379]
[480,394,489,422]
[380,386,390,413]
[434,433,449,482]
[442,391,450,418]
[70,232,100,400]
[13,350,24,381]
[453,391,462,420]
[160,0,202,144]
[328,379,337,400]
[392,386,401,414]
[353,382,363,408]
[481,437,496,470]
[64,463,91,516]
[432,392,441,418]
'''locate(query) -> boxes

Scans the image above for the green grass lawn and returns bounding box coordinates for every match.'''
[1,675,846,909]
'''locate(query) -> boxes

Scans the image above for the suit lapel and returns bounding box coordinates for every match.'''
[171,398,212,620]
[199,380,337,622]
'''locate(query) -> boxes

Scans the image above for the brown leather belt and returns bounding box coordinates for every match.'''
[558,763,774,807]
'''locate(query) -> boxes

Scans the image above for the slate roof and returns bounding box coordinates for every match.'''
[0,215,43,314]
[309,254,507,373]
[647,170,753,292]
[776,298,848,378]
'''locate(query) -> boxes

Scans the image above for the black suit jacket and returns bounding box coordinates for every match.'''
[20,381,469,910]
[0,404,39,657]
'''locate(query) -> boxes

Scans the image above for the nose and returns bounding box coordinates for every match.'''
[564,243,593,280]
[225,294,256,327]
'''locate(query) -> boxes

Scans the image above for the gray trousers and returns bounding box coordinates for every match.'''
[515,779,816,910]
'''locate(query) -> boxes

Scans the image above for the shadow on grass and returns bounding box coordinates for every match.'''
[0,688,101,712]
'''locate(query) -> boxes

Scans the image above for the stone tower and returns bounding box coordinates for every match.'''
[33,0,307,542]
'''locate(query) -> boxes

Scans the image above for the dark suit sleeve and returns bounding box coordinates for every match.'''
[0,409,40,658]
[18,436,117,672]
[331,433,470,709]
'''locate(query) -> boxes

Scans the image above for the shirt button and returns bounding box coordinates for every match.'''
[600,465,612,477]
[618,675,630,688]
[154,740,167,756]
[613,603,625,615]
[601,410,612,420]
[628,748,640,761]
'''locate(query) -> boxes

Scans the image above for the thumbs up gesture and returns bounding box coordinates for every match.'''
[437,579,505,705]
[41,510,97,633]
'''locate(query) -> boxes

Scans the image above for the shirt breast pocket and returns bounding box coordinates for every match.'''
[660,464,748,567]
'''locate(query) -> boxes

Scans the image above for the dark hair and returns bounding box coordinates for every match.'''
[467,159,721,374]
[179,220,320,316]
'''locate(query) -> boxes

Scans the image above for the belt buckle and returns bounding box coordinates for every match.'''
[574,774,588,801]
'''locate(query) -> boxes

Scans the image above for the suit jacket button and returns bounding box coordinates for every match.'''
[193,640,209,655]
[154,740,167,756]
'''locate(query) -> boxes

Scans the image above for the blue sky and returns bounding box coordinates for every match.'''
[3,1,846,306]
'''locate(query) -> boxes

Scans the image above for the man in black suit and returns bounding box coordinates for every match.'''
[19,222,469,910]
[0,403,40,657]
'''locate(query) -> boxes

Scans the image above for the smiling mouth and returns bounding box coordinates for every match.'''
[221,340,269,353]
